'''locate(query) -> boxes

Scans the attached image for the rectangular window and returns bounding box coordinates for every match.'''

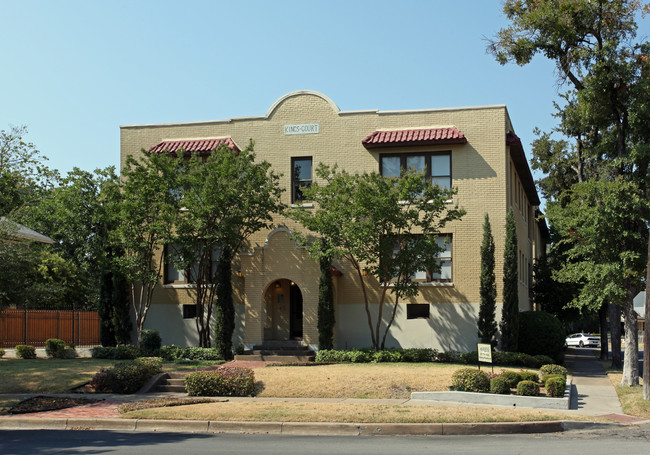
[182,304,197,319]
[380,152,451,189]
[388,234,452,283]
[292,157,312,202]
[407,304,430,319]
[164,243,221,284]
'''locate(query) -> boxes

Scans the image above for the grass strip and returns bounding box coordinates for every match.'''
[120,401,602,424]
[607,372,650,419]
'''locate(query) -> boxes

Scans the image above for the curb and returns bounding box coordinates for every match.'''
[0,417,624,436]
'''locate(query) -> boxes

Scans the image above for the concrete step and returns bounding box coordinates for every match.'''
[158,378,186,386]
[252,340,306,349]
[153,385,187,393]
[234,354,315,363]
[249,349,315,356]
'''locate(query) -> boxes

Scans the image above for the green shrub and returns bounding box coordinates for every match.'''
[134,357,163,376]
[159,345,185,361]
[459,351,478,364]
[518,311,565,363]
[90,359,160,394]
[540,364,567,378]
[451,368,490,392]
[314,349,337,362]
[0,348,5,358]
[492,351,519,366]
[541,373,565,383]
[520,371,540,383]
[534,354,555,366]
[436,351,460,363]
[184,367,255,397]
[516,380,540,396]
[401,348,437,362]
[139,329,162,356]
[183,347,223,361]
[15,345,36,359]
[516,353,540,368]
[490,377,511,394]
[373,350,403,362]
[545,376,567,397]
[91,345,141,359]
[500,371,522,388]
[45,338,67,358]
[343,350,371,363]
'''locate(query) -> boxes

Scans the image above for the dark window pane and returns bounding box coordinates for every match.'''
[407,304,430,319]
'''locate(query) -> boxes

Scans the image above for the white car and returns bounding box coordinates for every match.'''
[565,333,600,348]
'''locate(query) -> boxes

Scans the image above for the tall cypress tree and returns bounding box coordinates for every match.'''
[318,255,335,349]
[214,246,234,360]
[478,213,497,347]
[500,208,519,352]
[98,266,117,346]
[111,268,132,345]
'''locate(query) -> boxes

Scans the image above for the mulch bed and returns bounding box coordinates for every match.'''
[8,396,102,414]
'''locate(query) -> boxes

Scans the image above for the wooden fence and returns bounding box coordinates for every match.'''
[0,308,100,347]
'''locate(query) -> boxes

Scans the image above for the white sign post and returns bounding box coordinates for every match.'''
[477,343,493,372]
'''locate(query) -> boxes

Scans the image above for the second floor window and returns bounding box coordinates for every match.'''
[292,157,312,203]
[164,243,221,284]
[380,152,451,189]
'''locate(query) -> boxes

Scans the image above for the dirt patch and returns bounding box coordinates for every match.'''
[8,396,102,414]
[118,397,223,414]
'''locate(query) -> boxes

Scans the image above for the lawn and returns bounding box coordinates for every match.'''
[607,372,650,419]
[0,358,223,394]
[119,400,597,424]
[253,363,529,399]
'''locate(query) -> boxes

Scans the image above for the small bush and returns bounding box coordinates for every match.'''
[344,350,371,363]
[436,351,460,363]
[184,367,255,397]
[183,347,223,361]
[314,349,337,362]
[373,350,403,362]
[16,345,36,359]
[516,380,540,396]
[451,368,490,392]
[490,377,511,394]
[459,351,478,364]
[520,371,540,383]
[534,354,555,366]
[500,371,522,388]
[139,329,162,356]
[45,339,67,359]
[91,345,141,360]
[90,359,160,394]
[159,345,185,361]
[401,348,437,362]
[540,364,567,378]
[545,376,567,397]
[541,373,565,383]
[0,348,5,358]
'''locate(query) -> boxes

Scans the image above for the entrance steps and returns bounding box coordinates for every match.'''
[148,371,189,393]
[234,340,315,363]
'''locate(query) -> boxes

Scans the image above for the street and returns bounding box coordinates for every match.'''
[1,428,650,455]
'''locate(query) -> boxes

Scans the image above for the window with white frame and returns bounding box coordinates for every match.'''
[387,234,452,283]
[164,243,221,284]
[380,152,451,189]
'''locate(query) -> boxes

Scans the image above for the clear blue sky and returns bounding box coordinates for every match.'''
[2,0,648,195]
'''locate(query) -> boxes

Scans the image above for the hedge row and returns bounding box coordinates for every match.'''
[184,367,255,397]
[453,364,567,397]
[314,348,556,368]
[91,345,223,361]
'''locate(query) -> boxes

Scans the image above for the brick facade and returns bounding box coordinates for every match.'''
[120,90,547,351]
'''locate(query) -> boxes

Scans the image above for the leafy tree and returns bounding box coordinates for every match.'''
[489,0,650,386]
[318,254,336,350]
[111,267,132,345]
[0,125,58,215]
[478,213,497,346]
[500,208,519,352]
[291,164,464,351]
[173,143,284,352]
[113,151,181,344]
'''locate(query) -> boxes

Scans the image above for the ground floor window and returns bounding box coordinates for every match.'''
[407,304,430,319]
[182,304,197,319]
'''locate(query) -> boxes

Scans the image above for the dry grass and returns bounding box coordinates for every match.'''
[607,372,650,419]
[253,363,527,399]
[120,400,597,424]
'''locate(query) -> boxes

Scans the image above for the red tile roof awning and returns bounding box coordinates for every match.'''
[148,137,240,155]
[362,127,467,149]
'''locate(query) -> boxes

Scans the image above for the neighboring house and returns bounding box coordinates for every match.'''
[120,90,548,352]
[633,291,646,333]
[0,217,54,244]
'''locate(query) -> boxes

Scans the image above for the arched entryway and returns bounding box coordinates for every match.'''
[263,279,303,341]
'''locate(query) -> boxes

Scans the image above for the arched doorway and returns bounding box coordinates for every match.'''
[263,279,303,341]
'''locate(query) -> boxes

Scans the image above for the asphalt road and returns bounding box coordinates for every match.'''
[1,428,650,455]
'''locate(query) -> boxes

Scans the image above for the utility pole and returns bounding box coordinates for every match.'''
[643,233,649,400]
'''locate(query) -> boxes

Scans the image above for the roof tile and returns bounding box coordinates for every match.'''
[148,137,240,155]
[362,127,467,148]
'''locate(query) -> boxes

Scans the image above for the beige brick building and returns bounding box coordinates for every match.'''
[120,90,548,352]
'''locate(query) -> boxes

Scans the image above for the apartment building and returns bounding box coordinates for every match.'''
[120,90,548,352]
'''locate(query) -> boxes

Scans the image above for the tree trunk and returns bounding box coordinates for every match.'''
[643,232,650,400]
[621,293,639,386]
[599,302,608,360]
[609,302,622,369]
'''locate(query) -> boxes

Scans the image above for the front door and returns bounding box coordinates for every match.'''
[289,282,303,339]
